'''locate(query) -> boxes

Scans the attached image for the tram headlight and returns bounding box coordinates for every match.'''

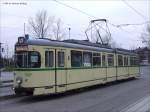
[16,77,23,84]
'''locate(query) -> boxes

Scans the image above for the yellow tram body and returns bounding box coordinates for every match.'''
[14,37,139,95]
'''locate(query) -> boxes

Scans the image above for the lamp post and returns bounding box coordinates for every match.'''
[68,27,71,39]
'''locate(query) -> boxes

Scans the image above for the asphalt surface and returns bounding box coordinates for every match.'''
[0,67,150,112]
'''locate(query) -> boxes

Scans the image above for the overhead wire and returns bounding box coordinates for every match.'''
[53,0,97,19]
[122,0,147,20]
[3,0,149,31]
[53,0,149,36]
[108,21,150,28]
[53,0,149,27]
[2,0,149,39]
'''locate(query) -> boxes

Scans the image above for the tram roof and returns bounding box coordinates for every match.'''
[17,38,137,55]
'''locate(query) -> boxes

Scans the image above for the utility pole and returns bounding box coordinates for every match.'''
[24,23,26,37]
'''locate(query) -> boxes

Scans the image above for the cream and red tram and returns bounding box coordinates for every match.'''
[14,37,139,95]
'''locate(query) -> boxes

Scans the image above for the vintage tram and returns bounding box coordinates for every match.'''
[14,36,139,95]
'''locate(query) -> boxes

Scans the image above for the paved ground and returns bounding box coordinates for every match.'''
[0,86,14,97]
[0,72,13,97]
[0,72,13,82]
[0,66,150,112]
[121,94,150,112]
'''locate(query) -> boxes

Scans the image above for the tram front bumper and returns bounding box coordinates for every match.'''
[14,87,34,95]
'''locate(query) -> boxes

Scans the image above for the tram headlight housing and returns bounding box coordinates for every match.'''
[16,77,23,84]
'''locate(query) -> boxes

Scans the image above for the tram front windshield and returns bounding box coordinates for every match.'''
[15,51,41,68]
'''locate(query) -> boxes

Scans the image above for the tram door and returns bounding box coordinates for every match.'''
[56,49,67,92]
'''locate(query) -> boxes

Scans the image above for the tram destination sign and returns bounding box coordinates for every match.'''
[15,45,28,51]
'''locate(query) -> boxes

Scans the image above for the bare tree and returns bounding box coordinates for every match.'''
[141,24,150,47]
[52,18,65,40]
[28,10,54,38]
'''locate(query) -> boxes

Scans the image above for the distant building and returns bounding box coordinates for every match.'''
[135,47,150,65]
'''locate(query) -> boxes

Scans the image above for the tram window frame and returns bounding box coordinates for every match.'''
[93,53,101,67]
[15,52,28,68]
[107,54,114,67]
[130,56,138,66]
[118,55,123,66]
[16,51,41,68]
[102,54,106,67]
[45,51,54,67]
[124,56,128,66]
[83,52,92,67]
[71,50,82,67]
[58,51,65,67]
[29,52,41,68]
[136,57,139,66]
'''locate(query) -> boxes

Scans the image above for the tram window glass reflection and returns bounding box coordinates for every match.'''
[71,50,82,67]
[93,53,101,67]
[58,51,65,67]
[83,52,92,67]
[118,55,123,66]
[107,54,114,67]
[45,51,53,67]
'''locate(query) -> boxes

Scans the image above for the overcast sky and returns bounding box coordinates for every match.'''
[0,0,150,57]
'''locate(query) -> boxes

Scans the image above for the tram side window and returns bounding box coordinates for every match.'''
[58,51,65,67]
[16,51,41,68]
[30,52,41,68]
[136,57,139,65]
[45,51,53,67]
[83,52,92,67]
[93,53,101,67]
[107,54,114,67]
[118,55,123,66]
[130,56,138,66]
[102,54,106,67]
[71,50,82,67]
[124,56,128,66]
[16,52,28,68]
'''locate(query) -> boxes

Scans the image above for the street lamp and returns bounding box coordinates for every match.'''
[68,27,71,39]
